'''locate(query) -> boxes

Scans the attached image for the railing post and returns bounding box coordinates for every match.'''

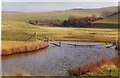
[59,41,61,47]
[75,43,77,47]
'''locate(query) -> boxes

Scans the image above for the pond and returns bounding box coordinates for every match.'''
[2,42,117,76]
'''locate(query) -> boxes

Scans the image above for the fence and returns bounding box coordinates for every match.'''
[25,32,49,42]
[2,31,49,42]
[2,31,118,46]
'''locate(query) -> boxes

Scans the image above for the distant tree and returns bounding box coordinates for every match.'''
[63,20,68,26]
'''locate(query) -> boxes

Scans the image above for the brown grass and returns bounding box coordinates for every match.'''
[68,56,119,76]
[2,41,39,49]
[2,41,49,56]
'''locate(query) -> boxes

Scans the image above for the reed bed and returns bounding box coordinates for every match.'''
[2,41,49,56]
[69,55,119,76]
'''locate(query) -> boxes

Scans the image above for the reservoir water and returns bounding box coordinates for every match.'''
[2,42,117,76]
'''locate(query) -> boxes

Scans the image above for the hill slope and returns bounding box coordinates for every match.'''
[2,6,118,23]
[95,13,119,24]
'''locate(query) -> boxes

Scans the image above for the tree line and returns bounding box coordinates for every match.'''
[29,16,104,28]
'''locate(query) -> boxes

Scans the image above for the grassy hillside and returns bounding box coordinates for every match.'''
[95,13,119,24]
[2,7,118,22]
[2,6,118,42]
[93,12,119,28]
[2,20,118,42]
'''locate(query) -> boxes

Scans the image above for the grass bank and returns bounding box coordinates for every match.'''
[2,41,49,56]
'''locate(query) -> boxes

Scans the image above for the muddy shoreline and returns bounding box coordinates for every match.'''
[2,42,49,56]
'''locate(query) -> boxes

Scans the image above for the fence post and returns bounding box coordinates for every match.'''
[9,32,11,40]
[34,32,37,41]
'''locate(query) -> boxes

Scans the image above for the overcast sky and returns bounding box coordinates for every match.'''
[2,2,118,12]
[2,0,119,2]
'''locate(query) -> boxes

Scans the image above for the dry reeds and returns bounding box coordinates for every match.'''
[68,56,119,76]
[2,41,49,56]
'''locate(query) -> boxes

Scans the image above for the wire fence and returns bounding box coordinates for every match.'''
[2,32,49,42]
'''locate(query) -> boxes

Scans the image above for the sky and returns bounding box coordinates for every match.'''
[2,2,118,12]
[2,0,120,2]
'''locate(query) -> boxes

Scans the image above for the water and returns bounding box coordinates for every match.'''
[2,42,117,76]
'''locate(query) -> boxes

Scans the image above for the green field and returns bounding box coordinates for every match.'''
[2,20,118,42]
[2,7,118,42]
